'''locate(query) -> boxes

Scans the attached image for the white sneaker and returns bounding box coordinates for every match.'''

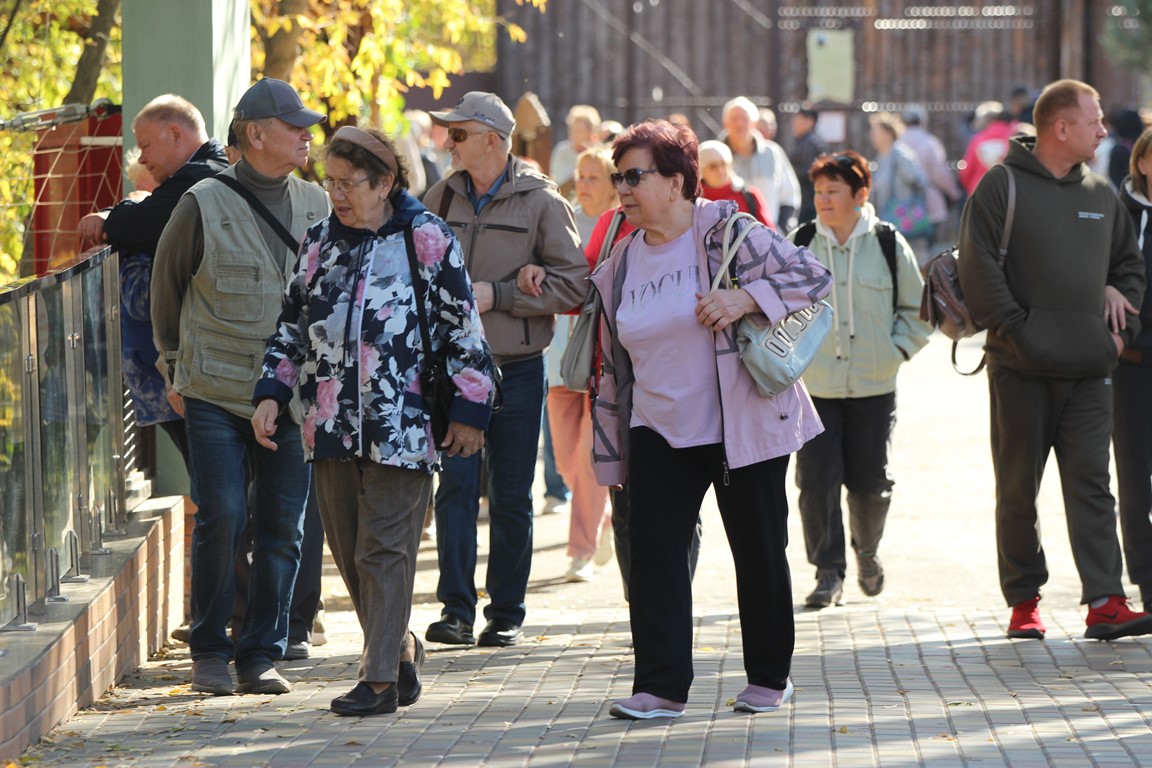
[594,524,614,566]
[542,495,568,515]
[565,557,594,583]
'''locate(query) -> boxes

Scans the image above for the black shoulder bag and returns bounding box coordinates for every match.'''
[402,224,456,446]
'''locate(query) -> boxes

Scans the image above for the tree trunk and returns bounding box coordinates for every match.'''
[0,0,28,58]
[262,0,309,82]
[63,0,120,105]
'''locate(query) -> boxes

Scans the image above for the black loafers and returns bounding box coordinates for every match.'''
[397,632,426,706]
[478,619,523,647]
[426,614,475,645]
[330,682,398,716]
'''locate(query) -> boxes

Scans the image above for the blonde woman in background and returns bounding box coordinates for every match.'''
[521,145,619,581]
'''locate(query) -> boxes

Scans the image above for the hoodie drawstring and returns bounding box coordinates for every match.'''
[824,230,859,359]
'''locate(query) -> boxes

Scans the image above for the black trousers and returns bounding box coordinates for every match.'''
[611,483,702,603]
[1111,361,1152,602]
[795,393,896,578]
[627,427,793,702]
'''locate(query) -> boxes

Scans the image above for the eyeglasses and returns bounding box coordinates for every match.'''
[447,127,493,143]
[610,168,660,188]
[323,176,371,194]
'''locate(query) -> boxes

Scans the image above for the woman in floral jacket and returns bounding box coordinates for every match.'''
[252,127,494,717]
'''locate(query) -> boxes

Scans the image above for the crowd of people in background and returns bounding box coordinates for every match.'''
[85,77,1152,724]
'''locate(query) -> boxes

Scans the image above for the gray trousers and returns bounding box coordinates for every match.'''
[315,459,432,683]
[988,368,1124,606]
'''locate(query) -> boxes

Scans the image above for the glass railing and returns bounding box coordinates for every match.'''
[0,246,127,630]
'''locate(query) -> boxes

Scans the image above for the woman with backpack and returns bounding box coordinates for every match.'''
[787,151,932,610]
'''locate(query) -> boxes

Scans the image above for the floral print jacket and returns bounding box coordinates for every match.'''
[253,189,494,472]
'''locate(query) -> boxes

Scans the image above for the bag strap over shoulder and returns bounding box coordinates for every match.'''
[997,165,1017,268]
[740,188,761,223]
[436,186,456,222]
[795,219,898,312]
[952,165,1017,377]
[595,208,627,269]
[792,220,817,248]
[875,222,899,314]
[402,225,434,361]
[710,211,760,292]
[213,174,299,254]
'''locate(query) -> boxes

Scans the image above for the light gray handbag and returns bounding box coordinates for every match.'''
[711,212,833,397]
[559,209,626,392]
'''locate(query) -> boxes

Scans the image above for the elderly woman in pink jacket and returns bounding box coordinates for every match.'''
[590,120,831,720]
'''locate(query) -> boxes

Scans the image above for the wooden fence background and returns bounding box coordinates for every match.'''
[488,0,1146,162]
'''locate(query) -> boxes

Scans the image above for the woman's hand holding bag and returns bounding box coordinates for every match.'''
[710,213,834,397]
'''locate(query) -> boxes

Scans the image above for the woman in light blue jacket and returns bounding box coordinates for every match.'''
[787,151,931,610]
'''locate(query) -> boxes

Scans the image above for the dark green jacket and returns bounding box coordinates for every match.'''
[958,137,1145,378]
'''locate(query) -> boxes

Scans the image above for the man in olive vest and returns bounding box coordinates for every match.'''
[152,79,329,696]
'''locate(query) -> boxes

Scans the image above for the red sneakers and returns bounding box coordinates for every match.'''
[1007,595,1046,639]
[1085,596,1152,641]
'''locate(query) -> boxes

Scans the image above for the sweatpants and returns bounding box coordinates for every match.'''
[626,426,793,703]
[988,368,1124,606]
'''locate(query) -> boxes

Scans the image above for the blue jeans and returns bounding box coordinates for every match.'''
[184,398,308,669]
[541,401,569,501]
[434,356,545,626]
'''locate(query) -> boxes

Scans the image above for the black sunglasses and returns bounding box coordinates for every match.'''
[447,127,492,143]
[610,168,660,187]
[832,155,864,181]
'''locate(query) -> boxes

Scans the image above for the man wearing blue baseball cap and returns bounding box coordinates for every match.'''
[152,78,330,696]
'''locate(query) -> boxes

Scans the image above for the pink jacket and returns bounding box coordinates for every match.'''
[589,198,831,486]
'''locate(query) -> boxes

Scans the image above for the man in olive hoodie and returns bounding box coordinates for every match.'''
[959,79,1152,642]
[422,93,588,648]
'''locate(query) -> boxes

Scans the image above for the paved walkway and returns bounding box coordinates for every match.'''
[18,334,1152,767]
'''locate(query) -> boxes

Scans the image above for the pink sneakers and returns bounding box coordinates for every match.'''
[733,679,794,713]
[1085,596,1152,641]
[1006,595,1046,639]
[608,693,685,720]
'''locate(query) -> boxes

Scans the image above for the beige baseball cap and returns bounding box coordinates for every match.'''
[430,92,515,137]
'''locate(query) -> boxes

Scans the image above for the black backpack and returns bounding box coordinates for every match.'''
[792,220,899,313]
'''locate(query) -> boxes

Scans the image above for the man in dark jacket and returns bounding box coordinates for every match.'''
[789,106,829,224]
[79,95,229,459]
[958,79,1152,642]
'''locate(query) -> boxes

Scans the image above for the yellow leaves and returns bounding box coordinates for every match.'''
[423,69,452,100]
[505,23,527,44]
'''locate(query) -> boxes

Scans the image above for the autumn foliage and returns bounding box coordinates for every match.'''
[0,0,545,282]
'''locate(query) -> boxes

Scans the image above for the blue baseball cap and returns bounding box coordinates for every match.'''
[233,78,325,128]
